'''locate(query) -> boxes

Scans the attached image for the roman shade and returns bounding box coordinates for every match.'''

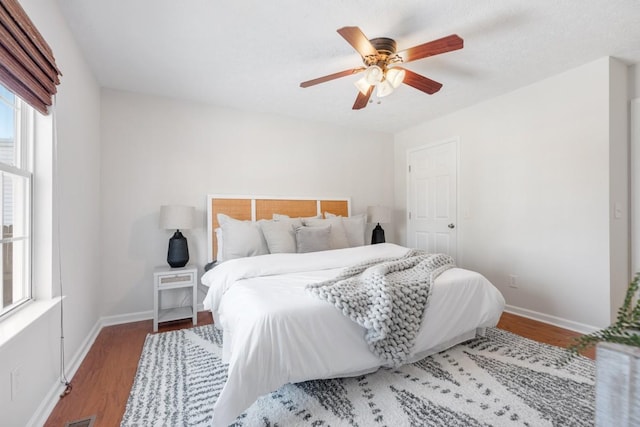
[0,0,62,114]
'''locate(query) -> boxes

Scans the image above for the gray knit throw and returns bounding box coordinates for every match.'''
[306,250,455,367]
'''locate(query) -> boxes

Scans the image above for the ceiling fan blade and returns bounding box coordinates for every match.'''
[300,67,365,88]
[400,68,443,94]
[353,86,374,110]
[397,34,463,63]
[337,26,378,58]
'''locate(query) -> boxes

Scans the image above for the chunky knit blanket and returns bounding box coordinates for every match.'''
[306,250,455,367]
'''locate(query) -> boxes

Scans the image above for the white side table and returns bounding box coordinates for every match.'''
[153,265,198,332]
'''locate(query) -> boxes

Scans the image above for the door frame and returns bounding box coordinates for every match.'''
[406,137,460,263]
[632,98,640,277]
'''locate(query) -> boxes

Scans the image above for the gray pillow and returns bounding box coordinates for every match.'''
[325,212,366,247]
[303,217,349,249]
[295,225,332,253]
[217,213,269,260]
[260,218,302,253]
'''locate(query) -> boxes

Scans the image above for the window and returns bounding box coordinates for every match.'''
[0,83,32,317]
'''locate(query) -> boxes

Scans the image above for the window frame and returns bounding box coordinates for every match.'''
[0,89,33,319]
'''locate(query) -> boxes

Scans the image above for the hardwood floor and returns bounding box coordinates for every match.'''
[45,311,594,427]
[497,312,595,359]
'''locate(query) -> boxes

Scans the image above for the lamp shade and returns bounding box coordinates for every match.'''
[354,77,372,95]
[376,79,394,98]
[364,65,383,85]
[367,206,391,224]
[160,205,195,230]
[386,67,406,88]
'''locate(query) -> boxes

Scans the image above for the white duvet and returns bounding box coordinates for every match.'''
[201,243,505,427]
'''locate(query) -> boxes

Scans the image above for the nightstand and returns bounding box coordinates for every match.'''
[153,265,198,332]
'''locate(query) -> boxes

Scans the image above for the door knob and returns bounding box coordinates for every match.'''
[448,223,455,229]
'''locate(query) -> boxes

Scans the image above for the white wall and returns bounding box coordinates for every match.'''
[0,0,102,426]
[394,57,627,330]
[100,89,394,317]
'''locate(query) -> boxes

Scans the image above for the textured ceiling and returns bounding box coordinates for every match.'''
[57,0,640,133]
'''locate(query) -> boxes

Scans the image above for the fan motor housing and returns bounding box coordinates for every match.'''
[364,37,397,66]
[370,37,397,54]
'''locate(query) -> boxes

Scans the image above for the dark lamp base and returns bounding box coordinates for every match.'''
[371,223,386,245]
[167,230,189,268]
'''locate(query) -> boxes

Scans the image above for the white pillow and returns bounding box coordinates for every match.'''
[217,213,269,260]
[295,225,332,253]
[260,218,302,253]
[303,216,349,250]
[325,212,366,247]
[273,213,321,221]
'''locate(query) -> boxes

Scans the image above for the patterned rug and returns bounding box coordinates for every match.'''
[121,325,595,426]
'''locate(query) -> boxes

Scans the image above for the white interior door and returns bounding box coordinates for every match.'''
[407,139,458,259]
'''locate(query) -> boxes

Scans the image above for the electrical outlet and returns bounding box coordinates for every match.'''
[10,366,21,401]
[509,274,518,288]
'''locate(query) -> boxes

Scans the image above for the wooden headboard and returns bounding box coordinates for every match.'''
[207,195,351,261]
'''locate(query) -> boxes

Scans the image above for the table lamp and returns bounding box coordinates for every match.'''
[367,206,391,244]
[160,205,195,268]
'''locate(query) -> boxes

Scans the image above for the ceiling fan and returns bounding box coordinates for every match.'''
[300,26,463,110]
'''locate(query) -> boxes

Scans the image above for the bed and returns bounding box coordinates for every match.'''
[201,195,505,426]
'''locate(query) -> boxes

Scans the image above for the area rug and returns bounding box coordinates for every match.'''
[121,325,595,426]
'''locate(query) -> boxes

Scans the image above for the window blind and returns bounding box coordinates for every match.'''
[0,0,61,114]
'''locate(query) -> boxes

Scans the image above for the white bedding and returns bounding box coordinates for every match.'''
[201,243,505,426]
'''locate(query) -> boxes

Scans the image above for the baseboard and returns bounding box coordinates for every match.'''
[100,309,154,327]
[504,304,599,335]
[99,303,205,327]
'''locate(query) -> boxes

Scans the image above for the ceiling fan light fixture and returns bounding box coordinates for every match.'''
[354,77,371,95]
[364,65,383,85]
[386,68,406,89]
[376,79,394,98]
[299,27,463,110]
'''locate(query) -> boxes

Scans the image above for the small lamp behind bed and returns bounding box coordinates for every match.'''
[160,205,195,268]
[367,206,391,244]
